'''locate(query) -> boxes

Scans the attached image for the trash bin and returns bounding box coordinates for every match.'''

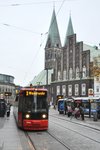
[93,112,98,121]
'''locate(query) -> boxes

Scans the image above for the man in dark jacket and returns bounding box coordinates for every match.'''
[79,105,84,120]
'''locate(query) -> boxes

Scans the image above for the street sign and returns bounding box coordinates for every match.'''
[88,89,94,97]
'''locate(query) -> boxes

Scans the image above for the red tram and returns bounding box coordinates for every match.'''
[13,87,49,130]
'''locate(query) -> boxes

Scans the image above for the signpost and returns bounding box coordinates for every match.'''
[88,88,94,97]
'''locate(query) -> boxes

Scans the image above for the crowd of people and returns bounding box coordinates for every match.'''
[64,102,85,120]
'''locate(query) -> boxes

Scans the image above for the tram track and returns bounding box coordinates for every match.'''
[24,131,36,150]
[51,120,100,144]
[26,130,72,150]
[50,115,100,144]
[47,130,71,150]
[25,120,100,150]
[50,114,100,132]
[21,114,100,150]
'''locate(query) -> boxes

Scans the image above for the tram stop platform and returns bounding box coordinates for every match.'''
[0,107,100,150]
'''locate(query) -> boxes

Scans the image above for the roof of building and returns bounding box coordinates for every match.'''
[29,10,100,86]
[30,69,53,86]
[45,8,61,48]
[83,44,100,61]
[64,15,74,47]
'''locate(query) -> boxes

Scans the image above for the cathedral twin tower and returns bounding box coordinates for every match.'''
[44,8,88,82]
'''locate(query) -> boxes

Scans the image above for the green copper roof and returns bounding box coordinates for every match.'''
[30,69,53,86]
[83,44,100,61]
[64,15,74,46]
[45,8,61,48]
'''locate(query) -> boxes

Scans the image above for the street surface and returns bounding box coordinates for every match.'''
[0,107,100,150]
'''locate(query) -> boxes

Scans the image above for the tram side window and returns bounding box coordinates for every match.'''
[18,97,23,111]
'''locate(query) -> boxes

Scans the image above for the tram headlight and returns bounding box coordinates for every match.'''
[25,114,30,119]
[42,114,47,119]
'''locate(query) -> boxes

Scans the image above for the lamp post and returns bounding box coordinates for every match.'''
[46,69,48,86]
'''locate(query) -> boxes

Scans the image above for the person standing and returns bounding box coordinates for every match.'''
[67,105,72,117]
[64,101,68,115]
[79,105,84,120]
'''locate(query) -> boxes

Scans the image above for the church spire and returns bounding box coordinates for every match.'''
[64,14,74,47]
[45,8,61,48]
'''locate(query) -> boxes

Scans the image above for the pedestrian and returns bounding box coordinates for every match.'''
[67,105,72,117]
[79,105,84,120]
[70,105,80,120]
[54,104,56,110]
[74,106,80,119]
[6,102,11,117]
[64,101,68,115]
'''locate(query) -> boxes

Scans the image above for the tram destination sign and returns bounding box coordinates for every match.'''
[25,91,46,96]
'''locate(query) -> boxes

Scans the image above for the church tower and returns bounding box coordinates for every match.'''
[63,15,74,47]
[44,8,62,70]
[62,15,78,80]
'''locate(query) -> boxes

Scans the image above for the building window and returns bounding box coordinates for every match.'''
[63,70,66,80]
[56,86,60,95]
[69,68,73,80]
[68,85,72,96]
[83,66,86,78]
[76,67,79,78]
[82,83,86,95]
[58,71,61,80]
[62,85,66,97]
[96,76,100,81]
[96,86,99,92]
[70,49,72,53]
[75,84,79,96]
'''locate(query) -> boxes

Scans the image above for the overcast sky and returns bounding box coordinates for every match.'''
[0,0,100,86]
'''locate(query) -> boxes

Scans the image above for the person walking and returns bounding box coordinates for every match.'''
[79,105,84,120]
[6,102,11,117]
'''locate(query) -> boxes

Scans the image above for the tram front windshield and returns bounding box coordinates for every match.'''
[22,95,48,112]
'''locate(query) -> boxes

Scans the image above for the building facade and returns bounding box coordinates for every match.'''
[0,74,15,103]
[31,8,100,104]
[44,9,100,104]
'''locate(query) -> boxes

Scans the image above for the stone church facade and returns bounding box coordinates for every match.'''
[31,8,100,104]
[44,8,100,103]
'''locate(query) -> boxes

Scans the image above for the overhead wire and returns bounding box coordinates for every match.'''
[0,0,67,85]
[2,23,42,35]
[22,0,67,85]
[0,0,73,7]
